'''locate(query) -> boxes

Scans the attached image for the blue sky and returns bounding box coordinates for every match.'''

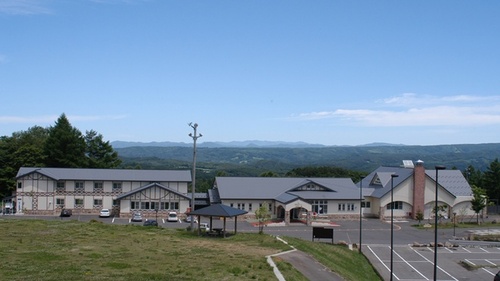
[1,0,500,146]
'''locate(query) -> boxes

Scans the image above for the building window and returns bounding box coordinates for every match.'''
[161,202,168,210]
[112,182,122,192]
[56,198,65,207]
[387,201,403,210]
[17,182,22,189]
[93,199,103,207]
[312,200,328,214]
[230,203,234,208]
[75,181,84,192]
[361,201,371,208]
[248,203,252,211]
[112,200,119,207]
[56,182,65,193]
[338,203,345,211]
[94,182,103,193]
[347,203,355,211]
[170,202,179,210]
[131,201,139,210]
[75,198,84,207]
[150,202,158,210]
[140,202,150,210]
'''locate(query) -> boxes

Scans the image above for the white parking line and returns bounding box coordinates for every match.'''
[443,247,453,253]
[393,249,428,280]
[464,259,476,266]
[485,259,497,266]
[411,247,458,281]
[483,268,496,276]
[367,246,394,278]
[461,247,472,253]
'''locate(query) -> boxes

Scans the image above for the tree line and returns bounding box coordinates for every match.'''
[465,160,500,204]
[0,114,121,197]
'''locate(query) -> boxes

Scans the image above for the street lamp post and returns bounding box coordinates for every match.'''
[188,123,202,231]
[359,179,363,253]
[390,173,398,281]
[434,165,446,281]
[453,212,457,237]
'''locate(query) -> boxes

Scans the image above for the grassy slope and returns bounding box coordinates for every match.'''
[0,219,380,281]
[282,237,381,281]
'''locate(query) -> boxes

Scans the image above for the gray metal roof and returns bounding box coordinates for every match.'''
[187,203,248,217]
[116,182,190,200]
[275,192,299,204]
[215,177,359,201]
[425,169,472,197]
[16,167,192,182]
[357,166,472,198]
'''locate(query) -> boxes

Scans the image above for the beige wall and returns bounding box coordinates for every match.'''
[15,174,190,216]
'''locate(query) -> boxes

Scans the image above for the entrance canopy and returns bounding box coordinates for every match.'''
[187,204,248,237]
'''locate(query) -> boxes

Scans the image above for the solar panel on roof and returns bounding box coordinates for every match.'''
[402,160,414,168]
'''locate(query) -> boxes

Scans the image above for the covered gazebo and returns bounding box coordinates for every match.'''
[187,204,248,237]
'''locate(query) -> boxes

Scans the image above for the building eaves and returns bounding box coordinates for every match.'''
[16,167,192,182]
[116,183,190,200]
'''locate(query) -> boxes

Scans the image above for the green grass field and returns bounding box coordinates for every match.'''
[0,219,380,281]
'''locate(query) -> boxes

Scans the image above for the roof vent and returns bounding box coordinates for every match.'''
[402,160,414,168]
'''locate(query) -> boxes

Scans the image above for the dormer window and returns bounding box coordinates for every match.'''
[296,184,323,191]
[371,175,382,186]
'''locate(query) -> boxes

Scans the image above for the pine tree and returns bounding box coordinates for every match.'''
[44,113,86,168]
[483,158,500,201]
[85,130,121,168]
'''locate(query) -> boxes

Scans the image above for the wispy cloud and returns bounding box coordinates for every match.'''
[0,0,149,15]
[380,93,500,107]
[0,0,52,15]
[293,94,500,127]
[0,115,127,124]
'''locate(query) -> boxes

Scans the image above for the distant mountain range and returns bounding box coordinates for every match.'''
[111,140,403,149]
[113,141,500,172]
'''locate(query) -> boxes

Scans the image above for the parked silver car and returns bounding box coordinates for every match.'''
[131,212,143,222]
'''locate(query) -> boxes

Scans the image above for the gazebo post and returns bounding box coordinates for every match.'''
[197,215,201,236]
[223,217,227,238]
[234,216,238,234]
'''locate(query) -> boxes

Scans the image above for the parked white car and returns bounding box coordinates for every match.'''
[99,209,111,218]
[167,212,178,222]
[185,215,198,223]
[199,222,210,232]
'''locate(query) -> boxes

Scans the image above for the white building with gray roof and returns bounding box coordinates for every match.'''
[358,160,475,220]
[14,167,192,218]
[213,176,360,225]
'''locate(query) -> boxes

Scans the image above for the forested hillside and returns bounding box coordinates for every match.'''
[116,143,500,172]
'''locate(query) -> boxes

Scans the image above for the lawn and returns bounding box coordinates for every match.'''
[0,219,379,280]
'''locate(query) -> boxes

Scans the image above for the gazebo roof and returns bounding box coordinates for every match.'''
[188,203,247,217]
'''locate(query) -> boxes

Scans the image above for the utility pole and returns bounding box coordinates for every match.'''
[188,122,202,231]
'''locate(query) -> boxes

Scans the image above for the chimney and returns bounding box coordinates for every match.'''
[412,160,425,219]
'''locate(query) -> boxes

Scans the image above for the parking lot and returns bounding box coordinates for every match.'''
[365,244,500,281]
